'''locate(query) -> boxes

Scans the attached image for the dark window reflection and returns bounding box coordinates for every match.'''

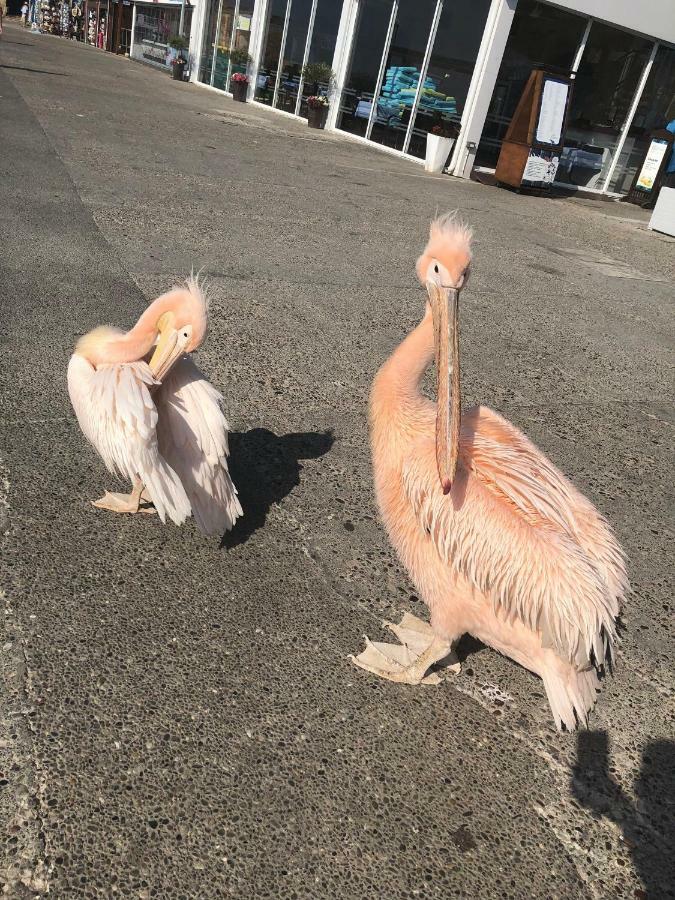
[228,0,255,86]
[476,0,586,168]
[198,0,220,85]
[337,0,394,138]
[255,0,288,106]
[408,0,491,159]
[297,0,342,118]
[276,0,313,113]
[558,23,653,188]
[368,0,437,154]
[213,1,236,91]
[608,46,675,194]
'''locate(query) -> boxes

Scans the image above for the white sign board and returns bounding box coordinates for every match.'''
[523,150,560,185]
[536,79,569,146]
[636,139,669,191]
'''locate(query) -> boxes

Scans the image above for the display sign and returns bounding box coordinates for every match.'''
[635,139,670,192]
[536,78,569,146]
[495,69,573,192]
[522,149,560,186]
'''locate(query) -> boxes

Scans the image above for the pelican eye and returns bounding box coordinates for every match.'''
[434,264,439,274]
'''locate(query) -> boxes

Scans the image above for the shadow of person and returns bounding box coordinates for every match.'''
[571,731,675,898]
[221,428,334,548]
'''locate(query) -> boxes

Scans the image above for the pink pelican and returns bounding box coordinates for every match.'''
[352,215,627,730]
[67,277,242,535]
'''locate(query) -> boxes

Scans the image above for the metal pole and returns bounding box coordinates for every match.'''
[571,18,592,77]
[179,0,185,35]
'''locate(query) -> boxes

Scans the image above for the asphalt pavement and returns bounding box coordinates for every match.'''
[1,23,674,899]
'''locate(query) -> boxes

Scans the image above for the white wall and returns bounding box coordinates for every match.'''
[550,0,675,45]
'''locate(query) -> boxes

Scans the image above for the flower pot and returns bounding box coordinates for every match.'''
[307,106,327,130]
[172,60,186,81]
[232,80,248,103]
[424,134,455,174]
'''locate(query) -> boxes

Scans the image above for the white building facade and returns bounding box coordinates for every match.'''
[187,0,675,196]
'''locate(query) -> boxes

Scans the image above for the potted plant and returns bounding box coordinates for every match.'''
[301,60,335,95]
[306,94,329,129]
[231,71,249,103]
[169,34,188,81]
[425,119,459,174]
[229,47,252,75]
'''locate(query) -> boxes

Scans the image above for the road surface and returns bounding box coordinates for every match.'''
[1,23,673,899]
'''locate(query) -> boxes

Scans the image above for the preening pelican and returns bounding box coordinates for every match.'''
[68,277,242,535]
[352,215,627,730]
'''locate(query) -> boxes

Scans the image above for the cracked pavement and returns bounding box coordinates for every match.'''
[1,23,674,899]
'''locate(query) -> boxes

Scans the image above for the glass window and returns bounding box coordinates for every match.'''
[132,5,191,70]
[254,0,288,106]
[476,0,587,168]
[336,0,394,138]
[608,45,675,194]
[198,0,219,84]
[276,0,313,113]
[557,23,653,188]
[229,1,255,83]
[213,1,236,91]
[368,0,438,153]
[407,0,492,159]
[297,0,342,118]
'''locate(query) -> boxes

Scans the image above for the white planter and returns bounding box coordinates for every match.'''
[424,134,455,174]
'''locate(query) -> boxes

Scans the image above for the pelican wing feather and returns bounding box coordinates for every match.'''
[155,356,242,536]
[67,354,191,525]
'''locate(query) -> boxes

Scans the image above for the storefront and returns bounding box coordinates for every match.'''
[189,0,675,197]
[475,0,675,195]
[131,0,193,70]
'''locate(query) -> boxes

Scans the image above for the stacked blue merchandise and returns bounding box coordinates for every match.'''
[378,66,457,119]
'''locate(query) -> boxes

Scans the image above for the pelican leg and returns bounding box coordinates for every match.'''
[350,612,460,686]
[92,477,156,515]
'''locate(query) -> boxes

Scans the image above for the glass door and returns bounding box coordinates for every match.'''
[368,0,438,153]
[557,22,653,189]
[254,0,289,106]
[296,0,342,118]
[336,0,395,138]
[276,0,313,114]
[607,45,675,194]
[406,0,492,159]
[213,1,236,90]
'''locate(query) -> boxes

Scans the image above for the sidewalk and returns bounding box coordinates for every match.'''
[1,22,673,899]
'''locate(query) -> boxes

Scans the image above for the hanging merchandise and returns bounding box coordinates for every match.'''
[71,3,84,40]
[59,0,71,37]
[87,9,97,43]
[39,0,59,34]
[97,12,106,48]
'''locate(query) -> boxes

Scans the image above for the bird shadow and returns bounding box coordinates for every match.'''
[571,731,675,898]
[221,428,334,549]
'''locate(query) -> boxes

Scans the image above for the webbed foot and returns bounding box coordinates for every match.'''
[350,613,460,685]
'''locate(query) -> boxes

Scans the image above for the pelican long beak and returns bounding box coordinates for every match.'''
[428,282,461,494]
[148,311,181,381]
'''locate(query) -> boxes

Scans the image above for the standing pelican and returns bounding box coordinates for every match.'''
[67,277,242,535]
[352,215,627,730]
